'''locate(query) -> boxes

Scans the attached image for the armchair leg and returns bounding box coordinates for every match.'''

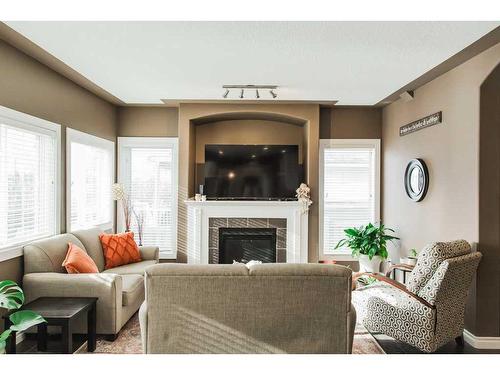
[104,334,118,342]
[455,334,464,347]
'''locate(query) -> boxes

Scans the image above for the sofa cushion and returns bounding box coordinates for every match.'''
[72,227,106,272]
[24,233,86,274]
[62,242,99,274]
[104,260,157,275]
[100,232,142,270]
[121,274,144,307]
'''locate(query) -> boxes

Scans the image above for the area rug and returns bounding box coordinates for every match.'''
[79,314,384,354]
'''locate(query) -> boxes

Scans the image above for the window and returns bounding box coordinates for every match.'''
[118,137,178,259]
[67,128,114,231]
[0,105,60,257]
[319,139,380,258]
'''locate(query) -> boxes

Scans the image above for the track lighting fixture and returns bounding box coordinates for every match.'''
[222,85,278,99]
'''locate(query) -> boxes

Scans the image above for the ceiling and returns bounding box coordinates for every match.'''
[5,21,499,105]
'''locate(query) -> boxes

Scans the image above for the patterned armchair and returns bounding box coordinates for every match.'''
[352,240,481,353]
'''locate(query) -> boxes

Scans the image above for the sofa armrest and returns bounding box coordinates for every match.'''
[23,273,123,334]
[139,301,148,353]
[139,246,159,262]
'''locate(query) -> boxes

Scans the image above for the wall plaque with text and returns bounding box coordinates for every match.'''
[399,111,442,136]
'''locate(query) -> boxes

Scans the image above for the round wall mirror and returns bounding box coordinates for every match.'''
[404,159,429,201]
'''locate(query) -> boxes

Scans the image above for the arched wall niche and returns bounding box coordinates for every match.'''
[193,113,307,188]
[176,103,320,263]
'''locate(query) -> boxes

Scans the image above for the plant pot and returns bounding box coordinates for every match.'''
[401,257,417,266]
[358,254,383,273]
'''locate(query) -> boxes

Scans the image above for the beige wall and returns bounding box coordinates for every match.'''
[478,61,500,337]
[0,39,117,283]
[382,42,500,335]
[320,106,382,139]
[117,107,178,137]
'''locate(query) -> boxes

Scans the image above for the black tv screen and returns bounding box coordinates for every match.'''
[204,145,301,200]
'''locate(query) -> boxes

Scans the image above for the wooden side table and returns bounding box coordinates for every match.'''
[3,297,97,354]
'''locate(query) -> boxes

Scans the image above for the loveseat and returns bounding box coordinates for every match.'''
[22,227,159,337]
[139,263,356,353]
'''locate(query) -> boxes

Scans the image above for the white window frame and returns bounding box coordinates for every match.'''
[0,105,61,261]
[117,137,179,259]
[66,128,115,232]
[319,139,381,260]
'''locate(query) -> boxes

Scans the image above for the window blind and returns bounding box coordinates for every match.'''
[126,146,176,257]
[0,122,58,249]
[322,146,376,254]
[68,131,113,231]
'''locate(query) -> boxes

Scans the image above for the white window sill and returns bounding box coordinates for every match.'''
[0,246,24,262]
[320,252,358,262]
[159,252,177,260]
[0,233,62,262]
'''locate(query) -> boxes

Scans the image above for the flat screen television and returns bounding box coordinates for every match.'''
[204,144,302,200]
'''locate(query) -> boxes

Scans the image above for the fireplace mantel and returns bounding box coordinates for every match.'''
[184,199,309,264]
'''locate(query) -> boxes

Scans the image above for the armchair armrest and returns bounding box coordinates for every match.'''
[22,273,123,334]
[385,263,415,277]
[354,272,435,309]
[139,246,159,262]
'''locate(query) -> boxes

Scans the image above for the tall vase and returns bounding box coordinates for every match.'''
[358,254,382,273]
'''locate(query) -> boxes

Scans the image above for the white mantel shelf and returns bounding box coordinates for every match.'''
[184,199,305,207]
[185,199,309,264]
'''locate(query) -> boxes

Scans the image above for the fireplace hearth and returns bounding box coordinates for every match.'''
[218,227,277,264]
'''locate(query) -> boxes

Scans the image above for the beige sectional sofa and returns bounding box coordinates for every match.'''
[22,228,159,336]
[139,263,356,353]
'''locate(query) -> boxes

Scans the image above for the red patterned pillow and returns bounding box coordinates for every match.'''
[99,232,142,270]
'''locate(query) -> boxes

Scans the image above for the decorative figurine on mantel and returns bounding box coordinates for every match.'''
[296,183,312,213]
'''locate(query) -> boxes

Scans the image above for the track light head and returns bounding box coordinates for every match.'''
[223,85,278,99]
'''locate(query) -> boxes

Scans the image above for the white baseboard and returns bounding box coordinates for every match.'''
[464,329,500,349]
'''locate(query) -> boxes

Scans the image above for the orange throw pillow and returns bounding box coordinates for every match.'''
[99,232,142,270]
[62,242,99,274]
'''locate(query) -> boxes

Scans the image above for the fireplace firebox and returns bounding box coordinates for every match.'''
[218,227,277,264]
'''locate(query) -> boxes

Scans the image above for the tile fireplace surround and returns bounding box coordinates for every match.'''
[185,199,309,264]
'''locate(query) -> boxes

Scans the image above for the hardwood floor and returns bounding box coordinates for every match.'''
[373,333,500,354]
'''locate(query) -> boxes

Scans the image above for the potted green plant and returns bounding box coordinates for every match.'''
[401,248,418,266]
[0,280,46,354]
[334,222,399,273]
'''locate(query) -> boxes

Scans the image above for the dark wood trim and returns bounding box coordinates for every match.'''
[385,263,415,277]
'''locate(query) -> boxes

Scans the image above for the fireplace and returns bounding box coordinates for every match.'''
[185,200,309,264]
[218,227,277,264]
